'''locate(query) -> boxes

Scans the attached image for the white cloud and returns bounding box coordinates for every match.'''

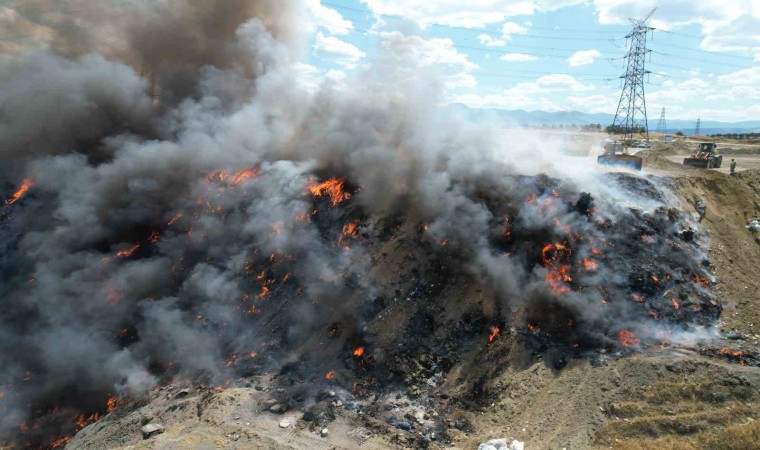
[592,0,760,56]
[537,0,588,12]
[378,31,478,71]
[717,67,760,86]
[502,21,530,39]
[567,49,601,66]
[361,0,535,28]
[305,0,354,35]
[450,74,595,110]
[313,32,366,68]
[500,53,538,62]
[478,34,506,47]
[360,1,590,27]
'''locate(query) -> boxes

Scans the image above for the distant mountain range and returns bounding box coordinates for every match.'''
[450,104,760,135]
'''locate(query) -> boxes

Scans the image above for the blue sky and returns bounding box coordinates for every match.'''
[304,0,760,122]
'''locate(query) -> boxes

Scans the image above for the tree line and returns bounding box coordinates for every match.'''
[709,132,760,140]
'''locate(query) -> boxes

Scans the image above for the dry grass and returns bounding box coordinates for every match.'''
[595,379,759,449]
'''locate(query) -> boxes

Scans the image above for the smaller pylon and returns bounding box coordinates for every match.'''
[694,117,701,136]
[655,106,667,133]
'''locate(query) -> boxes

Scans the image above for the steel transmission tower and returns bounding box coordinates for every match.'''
[611,8,656,141]
[694,117,701,136]
[655,106,667,133]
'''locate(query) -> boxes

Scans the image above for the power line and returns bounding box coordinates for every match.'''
[654,41,756,61]
[649,49,754,69]
[320,1,625,41]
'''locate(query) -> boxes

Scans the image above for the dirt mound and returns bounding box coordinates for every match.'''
[67,352,760,450]
[670,169,760,336]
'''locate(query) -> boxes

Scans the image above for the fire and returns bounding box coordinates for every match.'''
[167,212,183,226]
[716,348,745,357]
[692,273,711,289]
[488,326,500,342]
[75,413,101,430]
[618,330,640,347]
[249,352,258,359]
[553,217,572,234]
[672,297,680,310]
[116,244,140,258]
[325,370,335,380]
[4,178,33,206]
[353,347,365,357]
[307,178,351,207]
[231,168,259,185]
[50,437,72,449]
[542,243,573,295]
[631,293,645,303]
[591,247,602,256]
[546,265,572,295]
[338,221,360,248]
[148,231,160,244]
[651,275,660,283]
[582,258,598,271]
[527,324,540,332]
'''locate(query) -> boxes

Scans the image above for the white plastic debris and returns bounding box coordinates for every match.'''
[746,219,760,233]
[478,438,507,450]
[477,438,525,450]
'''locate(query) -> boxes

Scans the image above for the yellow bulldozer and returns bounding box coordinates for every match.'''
[682,143,723,169]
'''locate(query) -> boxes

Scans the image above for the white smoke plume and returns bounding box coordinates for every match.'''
[0,1,718,446]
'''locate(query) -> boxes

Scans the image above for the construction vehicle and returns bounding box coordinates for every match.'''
[682,143,723,169]
[597,140,643,171]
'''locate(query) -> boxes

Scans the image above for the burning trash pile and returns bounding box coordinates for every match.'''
[0,1,727,448]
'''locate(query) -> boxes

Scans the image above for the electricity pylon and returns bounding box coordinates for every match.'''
[610,8,656,141]
[694,117,701,136]
[655,106,667,133]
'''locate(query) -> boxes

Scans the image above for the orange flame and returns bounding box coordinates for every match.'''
[116,244,140,259]
[167,212,183,226]
[716,348,745,357]
[618,330,640,347]
[546,265,572,295]
[75,412,101,430]
[651,275,660,283]
[353,347,365,357]
[631,293,645,303]
[308,178,351,207]
[692,273,711,289]
[231,168,259,185]
[4,179,33,206]
[488,326,500,342]
[527,324,540,332]
[325,370,335,380]
[582,258,598,271]
[672,297,680,310]
[50,437,72,449]
[338,221,360,248]
[148,231,160,244]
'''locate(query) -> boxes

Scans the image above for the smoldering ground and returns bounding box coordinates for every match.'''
[0,1,719,447]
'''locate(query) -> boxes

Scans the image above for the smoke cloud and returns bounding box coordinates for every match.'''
[0,1,718,447]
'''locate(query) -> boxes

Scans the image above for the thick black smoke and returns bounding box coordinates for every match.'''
[0,1,719,447]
